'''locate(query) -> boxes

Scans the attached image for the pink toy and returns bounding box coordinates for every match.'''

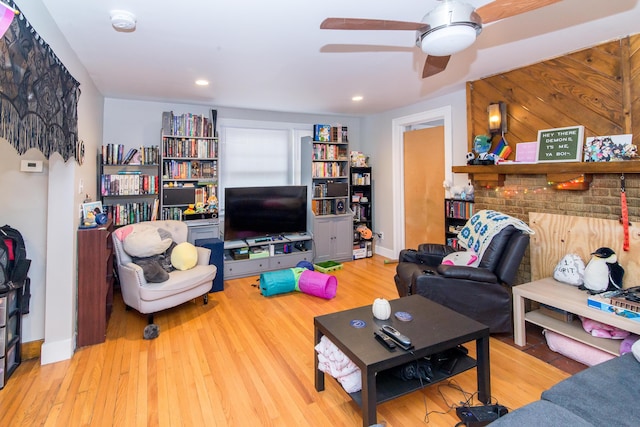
[620,334,640,355]
[580,316,630,339]
[298,269,337,299]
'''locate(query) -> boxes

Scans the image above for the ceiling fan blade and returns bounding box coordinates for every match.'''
[320,18,426,31]
[422,55,451,78]
[476,0,562,24]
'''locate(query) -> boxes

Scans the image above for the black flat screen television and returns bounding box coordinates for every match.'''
[224,185,307,241]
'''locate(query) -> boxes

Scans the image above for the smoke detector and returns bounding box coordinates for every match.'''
[110,10,136,32]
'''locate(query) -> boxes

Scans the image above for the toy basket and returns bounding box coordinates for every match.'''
[313,261,343,274]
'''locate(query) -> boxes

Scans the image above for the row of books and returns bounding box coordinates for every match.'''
[162,160,218,180]
[104,200,158,226]
[311,199,347,216]
[101,173,159,196]
[313,124,349,142]
[446,199,475,219]
[195,184,217,206]
[101,144,159,165]
[162,111,214,138]
[313,183,328,198]
[446,237,464,251]
[161,137,218,158]
[312,162,347,178]
[352,204,369,222]
[161,207,186,221]
[312,143,348,161]
[351,172,371,185]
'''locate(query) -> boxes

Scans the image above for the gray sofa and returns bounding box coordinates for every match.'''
[489,353,640,426]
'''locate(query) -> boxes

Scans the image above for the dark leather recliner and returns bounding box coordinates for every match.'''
[394,225,530,333]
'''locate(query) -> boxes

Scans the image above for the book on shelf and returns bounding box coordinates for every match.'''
[104,200,157,226]
[101,174,158,196]
[102,144,158,165]
[330,126,348,143]
[351,172,371,185]
[151,199,159,221]
[162,111,213,137]
[161,136,217,158]
[445,199,474,219]
[122,148,138,164]
[538,304,575,323]
[314,124,332,142]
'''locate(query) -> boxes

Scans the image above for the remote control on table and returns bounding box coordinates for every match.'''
[381,325,412,347]
[373,330,397,351]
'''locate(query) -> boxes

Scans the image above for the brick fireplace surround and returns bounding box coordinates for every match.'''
[471,173,640,285]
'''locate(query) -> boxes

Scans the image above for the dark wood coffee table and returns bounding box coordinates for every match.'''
[314,294,490,427]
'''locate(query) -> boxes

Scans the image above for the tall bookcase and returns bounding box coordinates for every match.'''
[444,198,474,250]
[307,125,350,216]
[99,144,160,227]
[301,127,353,263]
[350,166,373,258]
[160,111,220,241]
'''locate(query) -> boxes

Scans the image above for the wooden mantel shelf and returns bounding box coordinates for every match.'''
[452,161,640,175]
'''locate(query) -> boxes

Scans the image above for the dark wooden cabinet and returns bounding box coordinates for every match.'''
[77,220,114,347]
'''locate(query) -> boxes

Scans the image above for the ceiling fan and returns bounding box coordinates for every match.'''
[320,0,562,78]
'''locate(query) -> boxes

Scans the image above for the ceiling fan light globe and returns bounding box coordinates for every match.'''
[420,25,477,56]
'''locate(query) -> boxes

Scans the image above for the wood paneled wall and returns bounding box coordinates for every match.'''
[467,34,640,150]
[464,33,640,285]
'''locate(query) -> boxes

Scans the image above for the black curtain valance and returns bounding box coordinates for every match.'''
[0,2,80,161]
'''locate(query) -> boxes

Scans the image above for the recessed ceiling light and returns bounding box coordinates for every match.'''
[195,79,209,86]
[352,95,363,102]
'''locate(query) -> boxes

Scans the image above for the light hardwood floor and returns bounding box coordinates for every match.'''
[0,255,570,426]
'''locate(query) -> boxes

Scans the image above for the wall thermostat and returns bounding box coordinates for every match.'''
[20,159,43,173]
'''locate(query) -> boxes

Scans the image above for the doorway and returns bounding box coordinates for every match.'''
[391,107,453,257]
[403,126,445,249]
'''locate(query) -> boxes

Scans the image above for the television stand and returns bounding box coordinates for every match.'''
[223,234,313,279]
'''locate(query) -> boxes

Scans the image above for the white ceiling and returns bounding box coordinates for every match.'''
[40,0,640,116]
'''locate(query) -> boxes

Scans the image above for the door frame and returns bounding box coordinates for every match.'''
[391,106,453,257]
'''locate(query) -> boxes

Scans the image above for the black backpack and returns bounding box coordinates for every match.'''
[0,225,31,314]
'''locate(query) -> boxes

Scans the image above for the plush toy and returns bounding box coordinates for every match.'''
[553,253,585,286]
[620,334,640,355]
[460,180,474,201]
[441,251,479,267]
[580,316,630,339]
[581,247,624,293]
[123,224,173,258]
[171,242,198,271]
[356,224,373,240]
[122,225,175,283]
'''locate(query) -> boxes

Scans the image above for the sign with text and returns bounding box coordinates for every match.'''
[536,126,584,163]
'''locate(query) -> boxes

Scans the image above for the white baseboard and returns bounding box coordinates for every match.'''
[40,337,74,365]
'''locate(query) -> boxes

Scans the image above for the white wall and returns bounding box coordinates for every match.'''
[103,99,363,151]
[360,89,469,259]
[0,146,48,341]
[1,1,105,364]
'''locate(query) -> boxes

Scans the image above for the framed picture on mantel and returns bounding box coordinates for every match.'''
[536,125,584,163]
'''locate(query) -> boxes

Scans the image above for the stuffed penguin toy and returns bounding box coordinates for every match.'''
[581,247,624,294]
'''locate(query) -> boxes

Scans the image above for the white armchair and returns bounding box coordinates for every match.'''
[112,220,216,337]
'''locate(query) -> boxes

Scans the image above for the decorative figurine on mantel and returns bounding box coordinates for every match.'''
[467,135,497,165]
